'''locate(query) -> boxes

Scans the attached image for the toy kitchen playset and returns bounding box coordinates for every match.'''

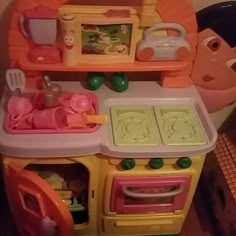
[0,0,218,236]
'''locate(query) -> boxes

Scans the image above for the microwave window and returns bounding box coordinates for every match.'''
[81,24,132,55]
[124,185,178,205]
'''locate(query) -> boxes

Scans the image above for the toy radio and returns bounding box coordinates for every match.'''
[136,23,191,61]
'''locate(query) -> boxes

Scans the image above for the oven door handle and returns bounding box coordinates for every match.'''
[121,184,185,198]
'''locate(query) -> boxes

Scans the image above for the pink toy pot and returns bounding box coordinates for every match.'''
[33,107,67,130]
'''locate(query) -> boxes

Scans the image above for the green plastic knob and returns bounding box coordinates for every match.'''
[121,159,135,170]
[110,72,129,92]
[177,157,192,169]
[149,158,164,169]
[87,72,104,91]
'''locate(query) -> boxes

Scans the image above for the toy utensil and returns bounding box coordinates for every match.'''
[6,69,26,95]
[43,75,62,107]
[43,76,62,95]
[66,113,108,128]
[7,96,33,122]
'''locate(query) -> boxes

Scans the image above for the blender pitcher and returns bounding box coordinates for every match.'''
[19,6,61,63]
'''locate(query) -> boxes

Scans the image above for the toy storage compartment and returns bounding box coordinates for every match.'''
[25,163,90,225]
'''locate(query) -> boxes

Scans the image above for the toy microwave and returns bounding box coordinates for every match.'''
[59,7,139,66]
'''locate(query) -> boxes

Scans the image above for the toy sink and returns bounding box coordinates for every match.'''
[110,105,207,147]
[4,91,100,134]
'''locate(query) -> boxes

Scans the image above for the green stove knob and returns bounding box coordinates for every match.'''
[87,72,104,91]
[177,157,192,169]
[110,72,129,92]
[121,159,135,170]
[149,158,164,169]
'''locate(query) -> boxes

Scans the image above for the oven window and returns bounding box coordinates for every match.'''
[124,185,179,205]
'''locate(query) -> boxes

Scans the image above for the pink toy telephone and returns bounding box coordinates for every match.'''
[136,23,191,62]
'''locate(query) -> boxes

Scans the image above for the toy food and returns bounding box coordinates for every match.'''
[38,171,66,190]
[68,179,87,197]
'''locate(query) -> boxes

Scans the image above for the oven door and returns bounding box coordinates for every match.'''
[110,176,191,214]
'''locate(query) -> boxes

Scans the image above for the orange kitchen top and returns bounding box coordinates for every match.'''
[0,81,217,158]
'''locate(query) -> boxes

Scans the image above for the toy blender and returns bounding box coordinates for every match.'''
[19,5,61,64]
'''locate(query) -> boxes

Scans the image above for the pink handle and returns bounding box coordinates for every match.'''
[121,185,184,198]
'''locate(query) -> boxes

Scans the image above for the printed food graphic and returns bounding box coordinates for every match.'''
[81,24,131,55]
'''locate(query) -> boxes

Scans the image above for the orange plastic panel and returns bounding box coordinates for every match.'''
[8,30,31,47]
[156,0,197,87]
[156,0,198,49]
[5,163,74,236]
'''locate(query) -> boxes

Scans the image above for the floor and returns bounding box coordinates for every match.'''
[0,174,216,236]
[181,189,216,236]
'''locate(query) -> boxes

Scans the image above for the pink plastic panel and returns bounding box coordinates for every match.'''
[4,92,100,134]
[110,176,191,214]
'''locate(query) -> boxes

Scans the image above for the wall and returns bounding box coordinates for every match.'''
[0,0,235,129]
[0,1,10,16]
[0,0,233,13]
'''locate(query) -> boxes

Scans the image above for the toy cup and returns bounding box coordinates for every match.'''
[33,107,67,129]
[9,113,34,130]
[7,96,33,122]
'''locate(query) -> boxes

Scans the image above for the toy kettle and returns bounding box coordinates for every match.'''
[136,23,191,61]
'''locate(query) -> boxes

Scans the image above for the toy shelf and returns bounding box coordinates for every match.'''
[19,55,188,72]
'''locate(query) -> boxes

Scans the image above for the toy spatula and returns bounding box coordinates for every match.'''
[6,69,26,95]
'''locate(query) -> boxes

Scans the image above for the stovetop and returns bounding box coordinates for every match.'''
[110,106,161,146]
[110,105,207,147]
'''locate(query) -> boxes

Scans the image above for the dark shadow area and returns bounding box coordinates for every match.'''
[0,161,19,235]
[0,2,15,98]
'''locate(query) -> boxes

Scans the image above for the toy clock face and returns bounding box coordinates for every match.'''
[5,164,74,236]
